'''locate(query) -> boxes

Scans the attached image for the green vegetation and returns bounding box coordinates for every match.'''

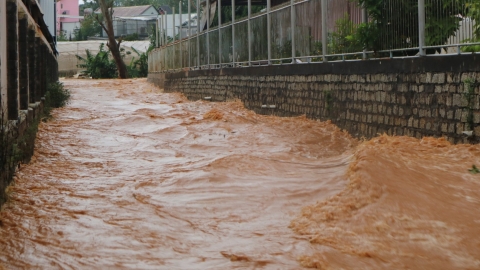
[354,0,465,55]
[77,43,118,79]
[127,47,150,77]
[272,40,292,63]
[462,1,480,52]
[74,15,103,41]
[57,31,69,41]
[328,14,364,59]
[76,43,150,78]
[469,165,480,174]
[45,82,72,111]
[311,14,364,61]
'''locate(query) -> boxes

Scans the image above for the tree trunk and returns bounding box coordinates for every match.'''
[97,0,128,78]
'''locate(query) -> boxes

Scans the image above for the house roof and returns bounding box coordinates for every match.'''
[95,5,159,17]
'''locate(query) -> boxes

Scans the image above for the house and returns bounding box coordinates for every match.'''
[95,5,160,39]
[56,0,81,38]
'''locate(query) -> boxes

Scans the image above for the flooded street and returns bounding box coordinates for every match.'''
[1,78,480,269]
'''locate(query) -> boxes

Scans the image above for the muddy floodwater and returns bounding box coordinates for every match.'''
[1,78,480,269]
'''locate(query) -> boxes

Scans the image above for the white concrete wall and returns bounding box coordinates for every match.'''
[38,0,56,38]
[62,21,81,39]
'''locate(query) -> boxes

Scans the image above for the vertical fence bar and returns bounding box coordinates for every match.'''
[362,5,367,59]
[180,2,183,68]
[267,0,271,65]
[248,0,252,66]
[165,13,168,44]
[218,0,222,66]
[188,0,191,68]
[207,0,210,68]
[232,0,236,67]
[164,14,167,70]
[156,15,159,48]
[173,7,176,68]
[290,0,295,63]
[161,14,164,46]
[197,0,200,67]
[418,0,425,56]
[321,0,327,62]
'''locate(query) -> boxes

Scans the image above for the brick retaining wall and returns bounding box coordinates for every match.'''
[148,55,480,144]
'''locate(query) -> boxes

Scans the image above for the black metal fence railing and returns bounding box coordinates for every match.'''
[149,0,480,72]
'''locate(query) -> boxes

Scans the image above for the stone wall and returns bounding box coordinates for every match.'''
[149,54,480,144]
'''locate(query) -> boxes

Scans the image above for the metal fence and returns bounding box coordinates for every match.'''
[149,0,480,73]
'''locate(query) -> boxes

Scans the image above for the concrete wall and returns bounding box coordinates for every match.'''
[38,0,56,38]
[149,55,480,144]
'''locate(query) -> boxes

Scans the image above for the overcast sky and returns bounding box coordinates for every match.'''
[78,0,85,4]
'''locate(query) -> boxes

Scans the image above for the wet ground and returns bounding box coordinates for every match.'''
[1,78,479,269]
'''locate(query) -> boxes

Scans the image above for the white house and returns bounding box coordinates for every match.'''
[96,5,160,38]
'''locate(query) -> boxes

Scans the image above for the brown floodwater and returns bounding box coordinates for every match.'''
[0,78,479,269]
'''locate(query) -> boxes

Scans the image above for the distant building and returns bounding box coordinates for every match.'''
[95,5,160,39]
[56,0,81,38]
[37,0,56,39]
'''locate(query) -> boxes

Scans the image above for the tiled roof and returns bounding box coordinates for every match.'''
[96,5,157,17]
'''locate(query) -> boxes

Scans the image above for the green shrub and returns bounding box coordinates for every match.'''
[45,82,71,109]
[127,47,149,78]
[328,14,363,58]
[76,43,117,79]
[77,43,150,78]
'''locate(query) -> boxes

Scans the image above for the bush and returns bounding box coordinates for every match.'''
[45,82,71,109]
[127,47,149,78]
[76,43,118,79]
[77,43,150,78]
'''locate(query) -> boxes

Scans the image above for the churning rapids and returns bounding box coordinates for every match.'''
[1,79,480,269]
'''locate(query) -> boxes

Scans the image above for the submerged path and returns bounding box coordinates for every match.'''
[1,78,480,269]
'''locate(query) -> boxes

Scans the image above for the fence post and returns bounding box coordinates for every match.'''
[218,0,222,67]
[160,14,163,46]
[232,0,236,67]
[197,0,200,67]
[180,2,183,68]
[156,15,159,48]
[321,0,327,62]
[418,0,425,56]
[173,7,177,69]
[164,14,167,69]
[207,0,210,68]
[362,6,367,59]
[291,0,295,63]
[188,0,191,68]
[267,0,271,65]
[248,0,252,66]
